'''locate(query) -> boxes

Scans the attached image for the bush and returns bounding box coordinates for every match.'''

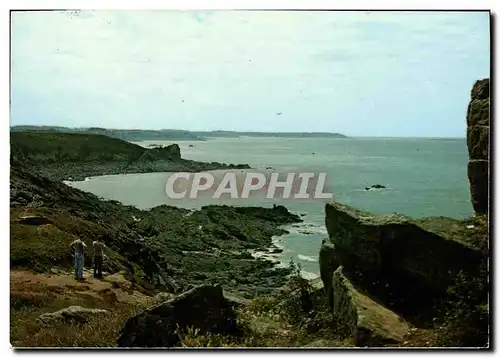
[437,253,489,347]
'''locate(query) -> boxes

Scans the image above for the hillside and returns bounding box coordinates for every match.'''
[10,132,249,181]
[10,126,348,140]
[10,126,205,141]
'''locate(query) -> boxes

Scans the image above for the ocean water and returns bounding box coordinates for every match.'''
[66,137,473,278]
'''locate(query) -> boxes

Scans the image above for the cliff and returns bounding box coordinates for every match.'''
[10,132,249,181]
[467,78,490,215]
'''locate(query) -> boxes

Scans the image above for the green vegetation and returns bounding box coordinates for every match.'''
[10,132,249,181]
[11,126,205,141]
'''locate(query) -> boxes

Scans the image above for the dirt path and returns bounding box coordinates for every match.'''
[11,268,154,306]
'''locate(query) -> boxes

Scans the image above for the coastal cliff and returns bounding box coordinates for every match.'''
[467,78,490,215]
[10,132,250,181]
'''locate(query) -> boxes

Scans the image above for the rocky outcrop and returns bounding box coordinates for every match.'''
[319,239,339,308]
[467,78,490,215]
[333,267,409,346]
[38,306,108,325]
[17,215,53,226]
[324,201,483,291]
[320,201,487,344]
[117,284,241,347]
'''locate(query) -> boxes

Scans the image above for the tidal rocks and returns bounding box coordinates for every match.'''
[467,78,490,215]
[117,284,240,347]
[38,306,108,325]
[333,267,409,346]
[324,201,483,291]
[365,184,386,191]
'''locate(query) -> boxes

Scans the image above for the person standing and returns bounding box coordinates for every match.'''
[70,238,87,280]
[92,238,107,278]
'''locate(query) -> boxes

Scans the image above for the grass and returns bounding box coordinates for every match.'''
[10,279,154,348]
[10,132,145,164]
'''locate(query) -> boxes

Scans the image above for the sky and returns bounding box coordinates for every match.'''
[10,10,490,137]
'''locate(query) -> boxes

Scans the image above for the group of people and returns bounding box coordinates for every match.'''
[69,236,108,280]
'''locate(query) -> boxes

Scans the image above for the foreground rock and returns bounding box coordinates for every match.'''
[324,201,483,292]
[333,267,409,346]
[117,284,241,347]
[467,78,490,215]
[38,306,108,325]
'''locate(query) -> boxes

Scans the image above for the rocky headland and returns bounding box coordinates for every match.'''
[10,132,250,182]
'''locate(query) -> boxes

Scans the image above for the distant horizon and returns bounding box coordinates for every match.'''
[9,124,466,139]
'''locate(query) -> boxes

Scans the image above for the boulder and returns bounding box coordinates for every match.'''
[153,291,174,305]
[333,266,409,346]
[117,284,240,347]
[466,78,490,215]
[324,201,483,291]
[37,306,108,325]
[17,215,53,226]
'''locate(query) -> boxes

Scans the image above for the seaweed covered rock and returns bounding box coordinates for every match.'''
[117,284,240,347]
[467,78,490,215]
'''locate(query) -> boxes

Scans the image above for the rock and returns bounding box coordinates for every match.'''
[365,184,386,190]
[188,144,194,148]
[324,201,483,291]
[117,284,240,347]
[153,292,174,304]
[319,239,340,308]
[223,292,252,307]
[466,78,490,215]
[468,160,489,215]
[17,215,53,226]
[333,266,409,346]
[38,306,108,325]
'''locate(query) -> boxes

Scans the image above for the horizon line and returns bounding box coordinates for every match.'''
[9,125,466,139]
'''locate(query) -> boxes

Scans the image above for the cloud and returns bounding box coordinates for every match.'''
[10,10,489,136]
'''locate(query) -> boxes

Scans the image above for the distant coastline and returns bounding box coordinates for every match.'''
[10,125,348,141]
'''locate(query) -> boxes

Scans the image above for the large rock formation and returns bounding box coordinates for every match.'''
[323,202,483,291]
[467,78,490,215]
[117,284,241,347]
[319,201,486,343]
[333,267,409,346]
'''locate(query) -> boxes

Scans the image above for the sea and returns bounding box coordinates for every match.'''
[66,137,473,279]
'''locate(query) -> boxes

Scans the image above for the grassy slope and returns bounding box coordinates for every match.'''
[10,132,163,163]
[10,132,249,181]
